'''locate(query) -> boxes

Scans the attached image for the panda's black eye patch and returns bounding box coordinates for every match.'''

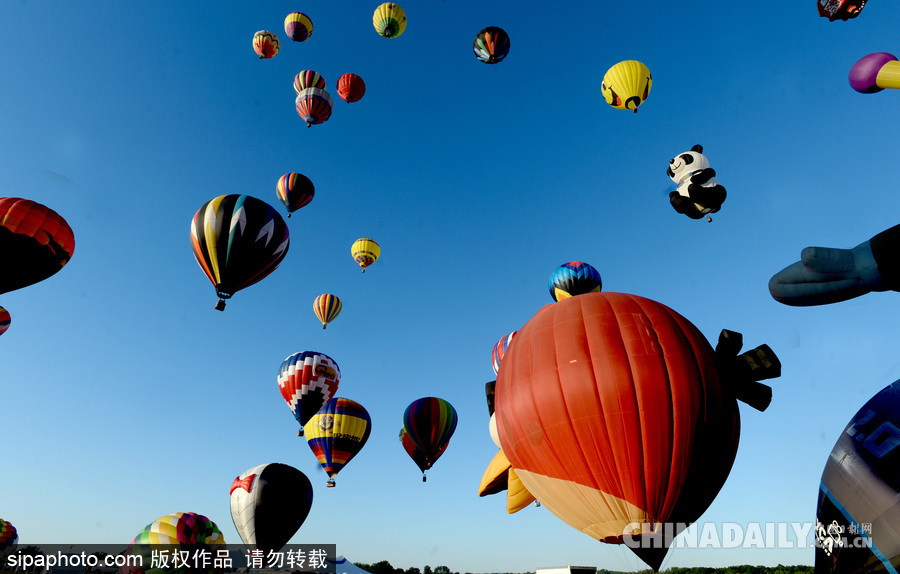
[680,154,694,165]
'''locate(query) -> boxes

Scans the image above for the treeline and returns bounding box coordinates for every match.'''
[353,563,814,574]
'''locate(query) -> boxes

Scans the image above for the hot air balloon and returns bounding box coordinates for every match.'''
[230,463,313,557]
[400,427,444,482]
[816,379,900,574]
[336,73,366,103]
[373,3,406,39]
[0,519,17,558]
[277,351,341,436]
[491,331,516,375]
[769,223,900,307]
[293,70,326,94]
[351,238,379,272]
[819,0,867,21]
[190,195,290,311]
[495,292,781,570]
[402,397,458,480]
[850,53,900,94]
[125,512,225,574]
[304,397,371,487]
[252,31,280,59]
[276,173,315,217]
[284,12,313,42]
[473,26,511,64]
[1,197,75,295]
[0,307,9,337]
[548,261,602,302]
[601,60,652,113]
[313,294,342,329]
[295,88,334,127]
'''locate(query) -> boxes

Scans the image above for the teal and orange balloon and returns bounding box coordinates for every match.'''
[276,173,315,217]
[252,31,280,59]
[190,195,290,310]
[1,197,75,295]
[305,397,372,487]
[284,12,313,42]
[313,294,342,329]
[402,397,458,480]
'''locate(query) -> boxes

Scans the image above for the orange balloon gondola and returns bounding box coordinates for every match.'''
[0,197,75,295]
[336,73,366,103]
[295,88,333,127]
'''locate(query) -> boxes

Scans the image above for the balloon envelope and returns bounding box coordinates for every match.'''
[252,31,280,59]
[473,26,510,64]
[816,379,900,574]
[277,351,341,433]
[337,73,366,103]
[0,519,17,558]
[491,331,517,375]
[284,12,313,42]
[601,60,652,112]
[351,238,380,272]
[313,294,342,328]
[295,88,334,127]
[1,197,75,295]
[0,307,9,337]
[229,463,313,556]
[495,292,740,570]
[402,397,458,471]
[276,173,315,216]
[304,397,372,486]
[373,3,406,38]
[548,261,602,301]
[190,195,290,310]
[293,70,326,94]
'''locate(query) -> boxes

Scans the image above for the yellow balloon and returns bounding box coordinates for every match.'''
[373,3,407,39]
[351,238,380,272]
[600,60,652,113]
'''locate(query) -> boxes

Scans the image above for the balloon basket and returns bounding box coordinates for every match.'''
[326,479,336,488]
[215,300,226,311]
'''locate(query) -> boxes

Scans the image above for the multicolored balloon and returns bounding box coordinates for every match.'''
[850,53,900,94]
[1,197,75,295]
[601,60,652,113]
[351,238,380,272]
[400,427,442,481]
[816,379,900,574]
[293,70,326,94]
[473,26,510,64]
[336,73,366,103]
[0,307,9,337]
[0,519,17,558]
[277,351,341,435]
[276,173,315,217]
[295,88,334,127]
[313,294,342,329]
[402,397,458,479]
[818,0,867,21]
[373,3,406,39]
[495,292,780,570]
[126,512,224,573]
[229,463,313,556]
[491,331,516,375]
[548,261,602,302]
[284,12,313,42]
[190,195,290,311]
[252,31,280,59]
[305,397,372,487]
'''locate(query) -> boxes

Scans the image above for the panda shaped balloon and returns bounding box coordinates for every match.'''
[667,144,727,222]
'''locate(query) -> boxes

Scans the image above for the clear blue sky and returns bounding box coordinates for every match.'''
[3,1,900,572]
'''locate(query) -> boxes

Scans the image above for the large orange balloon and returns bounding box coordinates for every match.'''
[1,197,75,295]
[495,292,741,570]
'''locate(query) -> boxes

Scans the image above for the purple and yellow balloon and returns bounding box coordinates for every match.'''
[850,53,900,94]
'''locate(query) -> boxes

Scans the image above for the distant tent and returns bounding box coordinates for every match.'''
[327,556,373,574]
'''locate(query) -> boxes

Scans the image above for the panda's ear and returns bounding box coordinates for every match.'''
[691,144,703,153]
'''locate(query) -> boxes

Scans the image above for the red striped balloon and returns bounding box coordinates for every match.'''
[336,73,366,103]
[295,88,333,127]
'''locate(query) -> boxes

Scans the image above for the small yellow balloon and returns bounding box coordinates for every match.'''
[351,238,380,272]
[600,60,652,113]
[373,3,407,39]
